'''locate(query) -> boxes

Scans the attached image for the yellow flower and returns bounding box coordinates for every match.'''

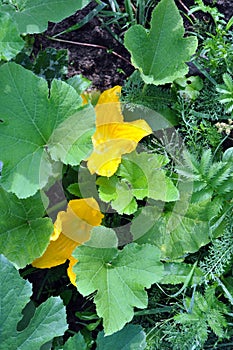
[86,86,152,177]
[32,198,104,286]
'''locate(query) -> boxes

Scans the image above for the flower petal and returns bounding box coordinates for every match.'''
[55,198,104,243]
[95,102,123,126]
[32,233,78,268]
[97,86,122,104]
[67,256,78,286]
[87,120,152,176]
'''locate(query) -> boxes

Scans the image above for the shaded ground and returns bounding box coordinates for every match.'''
[33,1,134,91]
[32,0,233,91]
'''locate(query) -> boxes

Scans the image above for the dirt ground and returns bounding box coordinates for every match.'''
[32,0,233,91]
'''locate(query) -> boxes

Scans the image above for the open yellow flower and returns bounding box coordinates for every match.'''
[86,86,152,177]
[32,198,104,286]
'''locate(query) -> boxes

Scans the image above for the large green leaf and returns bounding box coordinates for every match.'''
[0,254,67,350]
[0,187,53,267]
[0,11,24,60]
[96,324,147,349]
[131,200,219,260]
[9,0,90,34]
[124,0,198,85]
[73,230,164,335]
[97,151,179,214]
[0,62,95,198]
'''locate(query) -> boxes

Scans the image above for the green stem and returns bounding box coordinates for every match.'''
[47,199,67,216]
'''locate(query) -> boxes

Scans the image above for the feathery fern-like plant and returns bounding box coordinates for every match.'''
[200,221,233,279]
[176,148,233,204]
[164,286,229,349]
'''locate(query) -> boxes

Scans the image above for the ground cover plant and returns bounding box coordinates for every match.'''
[1,0,233,349]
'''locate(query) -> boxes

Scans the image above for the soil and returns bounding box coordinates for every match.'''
[32,0,233,91]
[33,1,134,91]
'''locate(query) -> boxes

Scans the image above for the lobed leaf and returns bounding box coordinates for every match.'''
[124,0,198,85]
[131,200,220,260]
[0,254,67,350]
[97,151,179,214]
[73,230,163,335]
[96,324,147,349]
[0,63,95,198]
[11,0,90,34]
[0,187,53,267]
[0,11,24,60]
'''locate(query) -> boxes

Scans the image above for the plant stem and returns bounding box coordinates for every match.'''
[178,0,197,21]
[46,199,67,216]
[47,36,133,66]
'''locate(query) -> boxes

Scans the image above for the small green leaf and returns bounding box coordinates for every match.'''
[113,181,137,215]
[124,0,198,85]
[33,47,68,82]
[67,74,91,94]
[63,332,87,350]
[0,11,24,60]
[119,152,179,202]
[0,187,53,267]
[0,254,67,350]
[96,324,147,349]
[73,236,163,335]
[97,176,118,202]
[97,152,178,215]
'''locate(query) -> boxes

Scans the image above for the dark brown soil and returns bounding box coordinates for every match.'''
[216,0,233,21]
[33,1,134,91]
[32,0,233,91]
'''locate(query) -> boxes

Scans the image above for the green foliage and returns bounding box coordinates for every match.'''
[73,229,164,335]
[131,200,218,260]
[200,222,233,279]
[124,0,198,85]
[63,332,87,350]
[97,151,179,214]
[1,0,233,348]
[175,93,224,157]
[193,5,233,79]
[191,82,226,120]
[15,47,69,85]
[0,0,90,61]
[2,0,90,34]
[160,262,203,285]
[191,0,225,25]
[0,11,24,60]
[0,62,95,198]
[67,74,91,95]
[0,187,53,267]
[32,47,68,84]
[122,71,175,113]
[176,148,233,203]
[166,286,229,348]
[216,73,233,114]
[96,324,147,349]
[0,254,67,350]
[173,75,203,101]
